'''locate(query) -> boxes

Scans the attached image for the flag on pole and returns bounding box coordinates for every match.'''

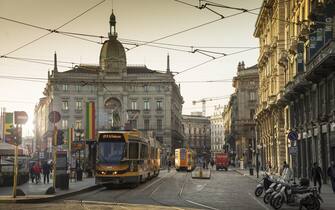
[85,102,95,140]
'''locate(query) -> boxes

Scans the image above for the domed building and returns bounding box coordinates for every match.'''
[34,12,184,166]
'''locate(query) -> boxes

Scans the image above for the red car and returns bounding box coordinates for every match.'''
[215,153,229,171]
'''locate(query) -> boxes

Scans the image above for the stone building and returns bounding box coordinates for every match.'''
[232,62,259,166]
[223,94,237,162]
[34,12,184,161]
[254,0,287,173]
[280,0,335,180]
[182,112,211,158]
[210,105,225,156]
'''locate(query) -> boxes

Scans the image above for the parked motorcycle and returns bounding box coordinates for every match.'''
[264,181,283,204]
[254,172,273,197]
[271,179,321,210]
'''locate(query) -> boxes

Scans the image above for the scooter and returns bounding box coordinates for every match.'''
[254,172,273,197]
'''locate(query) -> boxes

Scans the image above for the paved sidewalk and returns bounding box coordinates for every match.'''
[232,167,335,210]
[0,177,100,203]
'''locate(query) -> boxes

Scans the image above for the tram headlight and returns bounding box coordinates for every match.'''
[99,171,106,175]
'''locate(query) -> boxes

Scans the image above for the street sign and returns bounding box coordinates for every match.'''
[288,131,298,141]
[14,111,28,124]
[289,146,297,155]
[48,111,61,123]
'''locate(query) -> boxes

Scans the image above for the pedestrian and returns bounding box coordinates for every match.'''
[42,161,51,184]
[168,159,172,172]
[30,162,35,183]
[282,163,293,182]
[327,161,335,193]
[32,162,41,184]
[311,162,323,193]
[280,161,288,176]
[210,158,215,169]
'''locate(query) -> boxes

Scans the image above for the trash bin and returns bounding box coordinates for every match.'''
[76,169,83,181]
[249,168,254,176]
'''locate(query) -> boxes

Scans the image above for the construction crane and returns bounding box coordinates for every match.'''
[192,95,230,116]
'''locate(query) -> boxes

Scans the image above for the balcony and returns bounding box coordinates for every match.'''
[283,73,311,101]
[306,40,335,82]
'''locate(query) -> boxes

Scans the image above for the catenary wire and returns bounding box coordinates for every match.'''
[0,0,106,57]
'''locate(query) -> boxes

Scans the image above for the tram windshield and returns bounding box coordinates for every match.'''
[98,141,126,164]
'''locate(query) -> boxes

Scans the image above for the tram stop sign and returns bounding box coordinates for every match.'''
[288,131,298,141]
[48,111,61,123]
[14,111,28,124]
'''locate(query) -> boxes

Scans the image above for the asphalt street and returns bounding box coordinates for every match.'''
[1,169,331,210]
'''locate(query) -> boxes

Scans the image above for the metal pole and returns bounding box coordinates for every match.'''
[12,142,18,198]
[53,126,57,190]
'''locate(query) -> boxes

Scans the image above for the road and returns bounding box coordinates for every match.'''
[1,169,330,210]
[65,169,271,210]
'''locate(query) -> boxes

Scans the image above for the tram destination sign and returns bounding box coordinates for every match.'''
[99,133,125,141]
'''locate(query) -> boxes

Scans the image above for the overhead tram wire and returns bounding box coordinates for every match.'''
[0,0,106,58]
[175,47,258,76]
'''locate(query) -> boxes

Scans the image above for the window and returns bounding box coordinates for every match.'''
[61,119,68,129]
[129,142,139,159]
[131,101,137,110]
[75,120,82,129]
[144,85,149,92]
[144,100,150,110]
[157,119,162,131]
[250,91,256,101]
[62,84,68,91]
[156,100,163,110]
[75,101,82,111]
[144,119,150,130]
[250,109,255,119]
[62,101,69,110]
[75,84,80,92]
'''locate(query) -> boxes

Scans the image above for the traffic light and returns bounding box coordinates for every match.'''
[13,126,22,145]
[57,129,64,145]
[5,125,14,135]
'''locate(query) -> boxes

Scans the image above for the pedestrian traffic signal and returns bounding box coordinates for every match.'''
[57,129,64,145]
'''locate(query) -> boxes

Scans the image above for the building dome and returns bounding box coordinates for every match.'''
[99,11,126,72]
[99,38,126,71]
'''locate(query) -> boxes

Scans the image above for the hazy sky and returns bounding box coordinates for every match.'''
[0,0,261,136]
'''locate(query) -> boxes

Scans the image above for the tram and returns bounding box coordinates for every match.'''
[175,148,196,171]
[0,143,30,186]
[95,130,160,187]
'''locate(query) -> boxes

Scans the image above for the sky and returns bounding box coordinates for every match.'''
[0,0,261,136]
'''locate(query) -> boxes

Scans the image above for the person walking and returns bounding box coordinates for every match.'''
[327,161,335,193]
[210,158,215,169]
[32,162,41,184]
[42,161,51,184]
[311,162,323,193]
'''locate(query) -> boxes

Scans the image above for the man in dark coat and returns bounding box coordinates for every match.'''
[42,161,51,184]
[327,161,335,193]
[311,162,323,193]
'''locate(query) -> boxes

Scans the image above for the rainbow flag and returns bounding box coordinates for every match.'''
[85,102,95,140]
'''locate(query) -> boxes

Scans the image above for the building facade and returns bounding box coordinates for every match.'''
[281,0,335,180]
[182,112,211,158]
[232,62,259,166]
[210,105,225,156]
[254,0,288,173]
[223,94,237,163]
[34,13,184,163]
